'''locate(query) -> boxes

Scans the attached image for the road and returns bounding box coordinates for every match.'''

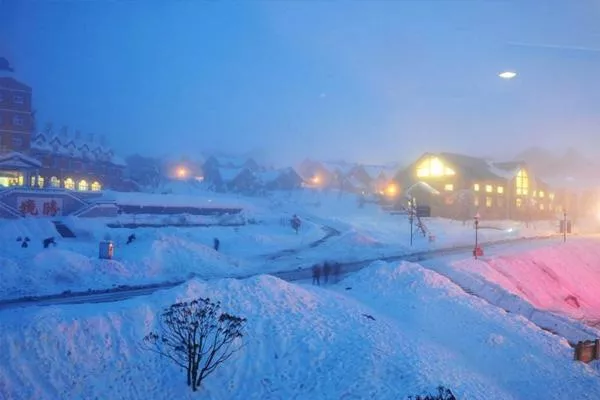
[0,234,566,311]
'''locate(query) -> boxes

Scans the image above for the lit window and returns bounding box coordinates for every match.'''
[539,191,545,198]
[416,156,455,178]
[38,176,44,188]
[516,198,523,208]
[533,190,537,197]
[540,203,545,210]
[64,178,75,190]
[497,186,504,194]
[13,94,24,104]
[473,183,480,192]
[486,196,493,207]
[78,180,89,191]
[91,181,102,191]
[17,175,23,186]
[444,183,454,191]
[474,197,479,206]
[50,176,60,188]
[549,193,555,201]
[485,185,493,193]
[515,169,529,196]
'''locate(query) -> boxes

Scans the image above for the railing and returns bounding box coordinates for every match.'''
[0,201,22,218]
[70,201,116,217]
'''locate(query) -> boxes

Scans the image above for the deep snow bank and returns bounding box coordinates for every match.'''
[453,238,600,324]
[1,263,599,400]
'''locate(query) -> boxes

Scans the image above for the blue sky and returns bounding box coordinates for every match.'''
[1,0,599,166]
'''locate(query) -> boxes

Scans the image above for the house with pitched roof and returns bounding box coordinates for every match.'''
[395,152,558,220]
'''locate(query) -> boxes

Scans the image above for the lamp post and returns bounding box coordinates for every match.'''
[563,209,567,243]
[409,197,415,246]
[474,212,480,259]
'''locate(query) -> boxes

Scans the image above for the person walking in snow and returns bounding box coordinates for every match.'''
[213,237,220,251]
[323,261,331,284]
[312,263,321,286]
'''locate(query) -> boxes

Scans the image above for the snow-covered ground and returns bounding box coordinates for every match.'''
[0,189,563,300]
[1,261,598,400]
[452,238,600,327]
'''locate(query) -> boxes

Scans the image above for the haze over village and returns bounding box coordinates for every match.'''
[1,1,600,400]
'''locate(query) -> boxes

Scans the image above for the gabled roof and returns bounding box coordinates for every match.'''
[323,161,356,176]
[0,77,31,92]
[0,151,42,169]
[438,152,506,181]
[219,167,247,183]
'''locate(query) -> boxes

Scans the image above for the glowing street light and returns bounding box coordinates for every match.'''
[498,71,517,80]
[175,166,189,179]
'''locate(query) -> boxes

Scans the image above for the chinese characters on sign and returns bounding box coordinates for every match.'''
[17,197,63,217]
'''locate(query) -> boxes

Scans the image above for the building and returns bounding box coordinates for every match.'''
[29,127,127,191]
[395,152,559,221]
[0,76,33,154]
[0,68,127,192]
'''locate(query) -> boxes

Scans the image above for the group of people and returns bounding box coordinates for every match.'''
[311,261,341,285]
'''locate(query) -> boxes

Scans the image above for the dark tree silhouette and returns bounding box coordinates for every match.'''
[408,386,457,400]
[143,298,246,392]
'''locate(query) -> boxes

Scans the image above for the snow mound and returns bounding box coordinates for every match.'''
[1,269,599,399]
[453,239,600,323]
[0,219,58,243]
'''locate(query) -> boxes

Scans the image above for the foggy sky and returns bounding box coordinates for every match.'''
[1,0,600,166]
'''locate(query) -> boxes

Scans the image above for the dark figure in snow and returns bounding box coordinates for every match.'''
[333,262,341,283]
[16,236,22,242]
[312,264,321,286]
[126,233,136,245]
[323,261,331,284]
[290,214,301,234]
[213,237,220,251]
[21,240,28,248]
[43,237,56,249]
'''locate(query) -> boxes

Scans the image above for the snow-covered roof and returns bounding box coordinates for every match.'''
[219,167,246,182]
[256,169,280,184]
[31,131,125,166]
[0,151,42,168]
[322,161,357,176]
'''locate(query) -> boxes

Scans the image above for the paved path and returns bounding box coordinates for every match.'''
[0,234,562,311]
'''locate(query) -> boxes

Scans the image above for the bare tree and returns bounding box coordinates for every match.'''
[143,298,246,392]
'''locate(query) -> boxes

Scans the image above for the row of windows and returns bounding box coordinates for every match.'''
[0,92,25,105]
[5,176,102,191]
[443,183,505,194]
[0,114,25,127]
[470,196,554,211]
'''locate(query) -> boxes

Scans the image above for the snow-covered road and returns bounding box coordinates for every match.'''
[0,234,567,310]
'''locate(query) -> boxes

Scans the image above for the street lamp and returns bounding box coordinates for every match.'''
[563,209,567,243]
[473,212,481,259]
[409,197,415,246]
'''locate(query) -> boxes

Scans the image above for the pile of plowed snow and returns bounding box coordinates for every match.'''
[1,261,598,400]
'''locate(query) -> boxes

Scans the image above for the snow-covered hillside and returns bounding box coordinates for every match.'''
[0,261,597,400]
[452,239,600,326]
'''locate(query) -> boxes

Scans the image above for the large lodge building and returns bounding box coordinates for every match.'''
[0,73,127,192]
[395,152,563,221]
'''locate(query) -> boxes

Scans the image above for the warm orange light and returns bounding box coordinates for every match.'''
[312,175,321,184]
[175,166,189,179]
[385,183,398,196]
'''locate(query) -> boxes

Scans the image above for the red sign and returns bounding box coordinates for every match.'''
[17,197,62,217]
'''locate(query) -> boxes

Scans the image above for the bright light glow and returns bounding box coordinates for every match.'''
[175,166,189,179]
[416,156,455,178]
[385,183,398,196]
[499,71,517,79]
[312,175,321,184]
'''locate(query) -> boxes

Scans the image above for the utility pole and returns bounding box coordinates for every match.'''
[563,209,567,243]
[474,212,480,259]
[409,198,414,246]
